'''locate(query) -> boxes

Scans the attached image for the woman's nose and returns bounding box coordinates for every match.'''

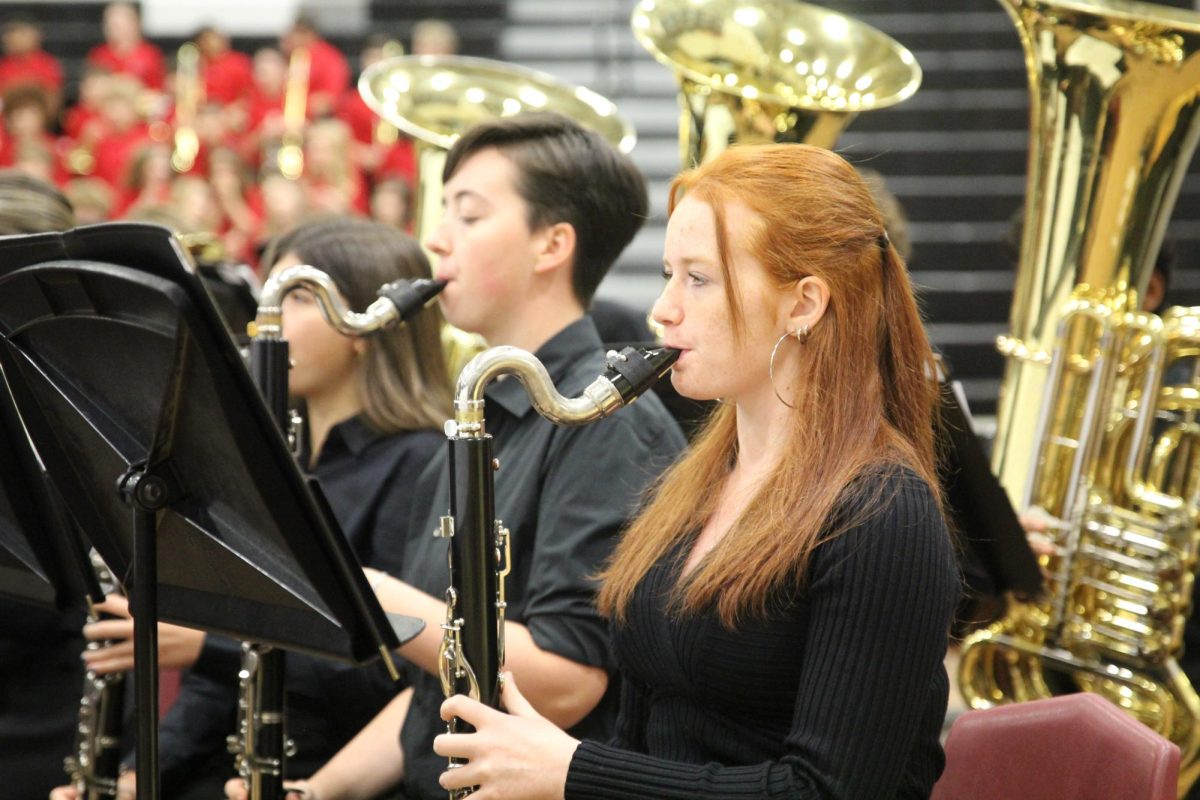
[650,287,681,329]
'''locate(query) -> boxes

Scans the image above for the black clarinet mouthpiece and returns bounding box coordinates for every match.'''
[378,278,447,323]
[604,346,680,404]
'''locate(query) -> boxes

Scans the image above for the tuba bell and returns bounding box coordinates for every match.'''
[630,0,921,166]
[957,0,1200,794]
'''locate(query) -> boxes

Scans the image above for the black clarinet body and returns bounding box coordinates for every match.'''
[437,344,678,798]
[444,433,501,710]
[64,553,127,800]
[227,334,291,800]
[230,265,445,799]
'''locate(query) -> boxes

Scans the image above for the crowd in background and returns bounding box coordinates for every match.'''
[0,2,458,268]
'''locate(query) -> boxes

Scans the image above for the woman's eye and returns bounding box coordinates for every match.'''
[660,268,672,281]
[687,272,707,286]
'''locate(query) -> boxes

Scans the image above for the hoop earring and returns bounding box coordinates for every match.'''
[769,330,799,409]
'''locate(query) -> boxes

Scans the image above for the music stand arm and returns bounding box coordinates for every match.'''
[121,470,170,800]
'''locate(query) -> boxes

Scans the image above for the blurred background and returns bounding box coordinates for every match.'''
[5,0,1200,422]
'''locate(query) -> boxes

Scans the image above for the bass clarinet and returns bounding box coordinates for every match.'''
[226,265,444,799]
[437,344,678,798]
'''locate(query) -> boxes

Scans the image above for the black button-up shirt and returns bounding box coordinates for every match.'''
[154,417,443,787]
[399,317,687,799]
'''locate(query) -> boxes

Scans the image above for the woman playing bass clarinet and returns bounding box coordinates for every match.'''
[434,143,961,800]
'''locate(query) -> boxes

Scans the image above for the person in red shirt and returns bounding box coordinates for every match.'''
[0,85,66,183]
[90,75,151,188]
[87,2,166,90]
[303,118,367,215]
[369,176,413,232]
[236,47,288,170]
[62,65,110,141]
[207,145,262,266]
[0,19,63,110]
[337,34,416,183]
[280,14,349,119]
[113,140,172,217]
[195,26,252,105]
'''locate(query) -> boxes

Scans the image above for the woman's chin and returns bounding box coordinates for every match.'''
[669,370,717,403]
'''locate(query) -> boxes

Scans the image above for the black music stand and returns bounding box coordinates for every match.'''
[0,223,421,799]
[0,356,100,612]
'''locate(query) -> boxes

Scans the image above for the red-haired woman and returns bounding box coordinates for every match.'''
[434,143,961,799]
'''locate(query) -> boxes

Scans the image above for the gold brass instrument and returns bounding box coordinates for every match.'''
[630,0,921,166]
[374,39,405,148]
[277,47,310,181]
[64,551,126,800]
[65,142,96,177]
[957,0,1200,793]
[171,43,203,174]
[358,55,636,378]
[437,345,678,799]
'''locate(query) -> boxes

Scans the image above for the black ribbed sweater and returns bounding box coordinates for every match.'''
[564,470,960,800]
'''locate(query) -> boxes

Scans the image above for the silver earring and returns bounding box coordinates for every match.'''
[769,331,798,409]
[796,324,810,343]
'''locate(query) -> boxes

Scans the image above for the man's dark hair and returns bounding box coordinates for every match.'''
[442,111,648,305]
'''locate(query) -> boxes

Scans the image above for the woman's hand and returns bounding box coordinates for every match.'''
[434,674,580,800]
[81,594,206,675]
[224,777,314,799]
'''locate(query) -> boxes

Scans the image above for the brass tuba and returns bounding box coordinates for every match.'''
[358,55,637,377]
[957,0,1200,793]
[630,0,921,166]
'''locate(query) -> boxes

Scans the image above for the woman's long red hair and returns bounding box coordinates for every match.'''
[596,144,942,628]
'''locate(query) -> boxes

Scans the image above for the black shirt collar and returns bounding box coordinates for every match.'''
[308,414,381,464]
[485,316,604,419]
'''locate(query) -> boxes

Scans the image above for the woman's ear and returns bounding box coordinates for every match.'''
[783,275,830,333]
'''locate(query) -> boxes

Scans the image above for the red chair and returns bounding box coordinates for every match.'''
[158,667,182,718]
[932,693,1180,800]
